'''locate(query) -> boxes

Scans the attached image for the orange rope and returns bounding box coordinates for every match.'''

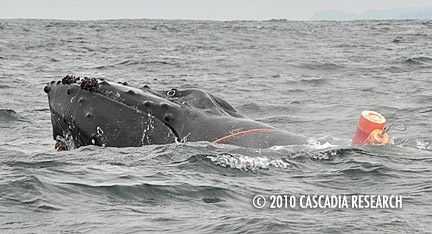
[211,128,273,143]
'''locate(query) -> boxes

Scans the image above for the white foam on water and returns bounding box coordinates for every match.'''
[306,137,339,149]
[269,137,339,152]
[206,153,290,171]
[415,140,431,150]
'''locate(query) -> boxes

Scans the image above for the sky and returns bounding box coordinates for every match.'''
[1,0,432,21]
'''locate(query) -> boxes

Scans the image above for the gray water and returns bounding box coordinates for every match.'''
[0,19,431,233]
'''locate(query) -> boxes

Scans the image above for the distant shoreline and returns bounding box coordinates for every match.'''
[312,7,432,21]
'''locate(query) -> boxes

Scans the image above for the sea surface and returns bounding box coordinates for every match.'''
[0,19,431,233]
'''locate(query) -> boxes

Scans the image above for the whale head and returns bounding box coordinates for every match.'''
[44,75,255,149]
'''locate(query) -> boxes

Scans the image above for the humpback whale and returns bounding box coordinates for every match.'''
[44,75,306,150]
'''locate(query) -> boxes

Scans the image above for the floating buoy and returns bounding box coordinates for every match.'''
[366,128,389,144]
[352,110,389,145]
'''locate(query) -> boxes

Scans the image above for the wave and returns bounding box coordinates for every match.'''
[297,62,344,71]
[336,160,394,178]
[402,56,432,65]
[32,108,50,112]
[0,109,25,123]
[94,59,178,70]
[385,65,407,73]
[419,107,432,113]
[61,181,237,203]
[117,59,178,66]
[392,37,403,43]
[3,160,70,169]
[0,175,60,211]
[298,77,327,85]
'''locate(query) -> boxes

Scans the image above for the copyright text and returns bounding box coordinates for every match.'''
[252,195,402,209]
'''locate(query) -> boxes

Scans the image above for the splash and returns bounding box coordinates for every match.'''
[270,137,338,151]
[55,132,76,150]
[268,137,348,160]
[140,113,156,145]
[416,140,431,151]
[206,153,290,171]
[306,138,338,149]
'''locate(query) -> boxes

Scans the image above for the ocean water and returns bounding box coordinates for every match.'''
[0,19,431,233]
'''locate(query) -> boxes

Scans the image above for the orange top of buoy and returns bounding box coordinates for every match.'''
[352,110,389,145]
